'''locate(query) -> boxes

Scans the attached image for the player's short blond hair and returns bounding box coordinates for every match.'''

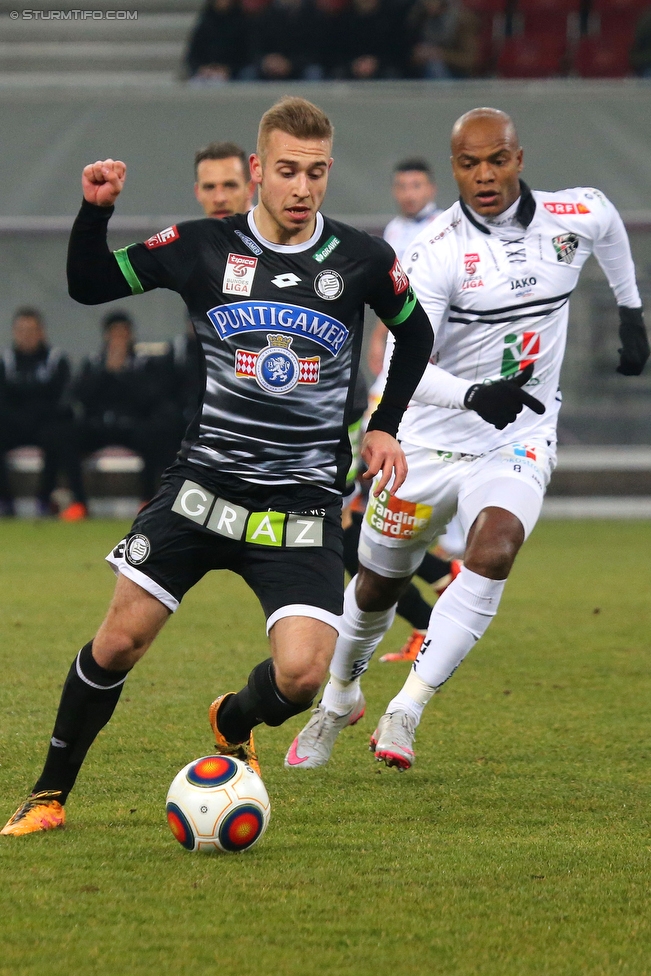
[257,97,334,159]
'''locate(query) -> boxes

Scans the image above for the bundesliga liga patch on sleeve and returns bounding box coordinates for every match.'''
[144,225,179,249]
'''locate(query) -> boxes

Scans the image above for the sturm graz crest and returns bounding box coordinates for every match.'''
[254,334,300,395]
[552,233,579,265]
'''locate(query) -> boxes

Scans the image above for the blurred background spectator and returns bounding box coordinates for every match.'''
[72,312,180,504]
[339,0,407,79]
[182,0,651,81]
[631,4,651,75]
[407,0,480,79]
[185,0,250,81]
[250,0,325,80]
[167,317,204,439]
[0,308,86,520]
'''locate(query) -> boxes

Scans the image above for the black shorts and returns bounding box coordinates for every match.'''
[106,471,344,632]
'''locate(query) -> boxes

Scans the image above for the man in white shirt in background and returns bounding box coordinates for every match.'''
[286,106,649,772]
[367,158,442,376]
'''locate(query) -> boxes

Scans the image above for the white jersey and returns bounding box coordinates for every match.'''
[383,202,442,261]
[397,183,640,455]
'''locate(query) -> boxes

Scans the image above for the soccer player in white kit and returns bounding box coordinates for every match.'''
[285,106,649,771]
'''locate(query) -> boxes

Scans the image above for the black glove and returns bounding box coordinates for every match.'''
[616,306,649,376]
[464,363,545,430]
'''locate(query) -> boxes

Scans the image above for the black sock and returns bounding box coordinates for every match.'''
[396,583,432,631]
[217,659,312,744]
[417,552,451,586]
[32,641,129,804]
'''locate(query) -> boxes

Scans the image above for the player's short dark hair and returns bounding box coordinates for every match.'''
[102,310,134,332]
[394,158,435,181]
[194,142,249,180]
[258,97,334,158]
[13,306,43,324]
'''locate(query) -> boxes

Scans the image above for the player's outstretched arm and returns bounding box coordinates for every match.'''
[67,158,133,305]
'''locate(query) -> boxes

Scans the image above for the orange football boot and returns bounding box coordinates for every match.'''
[60,502,88,522]
[380,629,427,663]
[208,694,261,777]
[1,791,65,836]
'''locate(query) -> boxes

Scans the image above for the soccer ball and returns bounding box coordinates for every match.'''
[166,755,270,853]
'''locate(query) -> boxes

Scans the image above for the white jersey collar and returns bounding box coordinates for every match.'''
[459,180,536,235]
[247,208,324,253]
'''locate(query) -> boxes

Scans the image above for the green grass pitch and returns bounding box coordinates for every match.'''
[1,519,650,976]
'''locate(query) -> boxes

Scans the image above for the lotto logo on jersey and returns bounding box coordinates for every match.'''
[544,202,591,215]
[144,225,179,249]
[501,331,540,377]
[365,489,432,540]
[389,257,409,295]
[223,253,258,296]
[464,253,480,276]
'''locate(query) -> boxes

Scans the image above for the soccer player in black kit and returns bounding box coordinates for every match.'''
[1,97,436,835]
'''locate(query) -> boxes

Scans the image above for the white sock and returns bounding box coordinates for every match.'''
[323,576,396,700]
[387,568,507,723]
[321,674,361,714]
[386,671,437,725]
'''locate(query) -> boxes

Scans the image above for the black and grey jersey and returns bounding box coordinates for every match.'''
[112,210,413,492]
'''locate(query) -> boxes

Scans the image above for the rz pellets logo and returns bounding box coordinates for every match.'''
[501,331,540,378]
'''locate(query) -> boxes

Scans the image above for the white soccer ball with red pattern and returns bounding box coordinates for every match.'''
[166,755,270,853]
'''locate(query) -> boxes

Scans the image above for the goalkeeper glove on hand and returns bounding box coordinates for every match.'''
[616,307,649,376]
[463,363,545,430]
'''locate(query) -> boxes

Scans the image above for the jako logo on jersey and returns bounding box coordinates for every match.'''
[501,331,540,377]
[207,301,349,357]
[223,254,258,296]
[510,276,537,294]
[365,489,432,540]
[144,225,179,249]
[513,444,537,460]
[389,257,409,295]
[271,273,302,289]
[544,202,590,215]
[235,334,320,394]
[312,235,341,263]
[464,253,480,276]
[234,229,263,256]
[552,233,580,265]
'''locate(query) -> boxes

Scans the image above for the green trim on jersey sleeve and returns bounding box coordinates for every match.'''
[114,245,144,295]
[381,287,417,327]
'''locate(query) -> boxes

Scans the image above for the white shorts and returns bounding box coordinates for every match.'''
[358,440,555,579]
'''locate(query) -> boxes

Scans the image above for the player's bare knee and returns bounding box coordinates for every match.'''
[355,566,409,612]
[465,534,521,579]
[277,666,323,704]
[92,627,152,670]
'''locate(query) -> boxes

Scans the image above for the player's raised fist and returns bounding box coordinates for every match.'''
[81,158,126,207]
